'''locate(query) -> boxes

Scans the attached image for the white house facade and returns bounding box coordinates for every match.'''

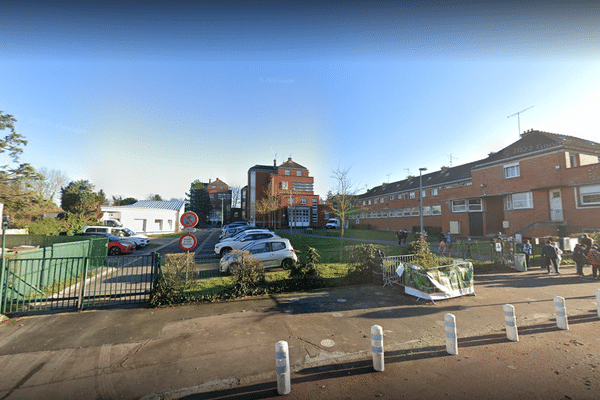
[100,200,185,234]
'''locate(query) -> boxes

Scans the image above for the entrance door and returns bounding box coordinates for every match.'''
[469,212,484,237]
[549,189,563,221]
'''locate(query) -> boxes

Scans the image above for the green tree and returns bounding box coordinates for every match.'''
[0,111,44,216]
[185,180,211,225]
[147,194,163,201]
[112,196,138,206]
[60,180,105,216]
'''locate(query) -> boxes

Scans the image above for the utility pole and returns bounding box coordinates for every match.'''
[508,106,534,137]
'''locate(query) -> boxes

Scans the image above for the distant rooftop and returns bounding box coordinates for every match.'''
[126,200,186,211]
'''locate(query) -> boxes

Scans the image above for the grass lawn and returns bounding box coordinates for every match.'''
[277,232,408,263]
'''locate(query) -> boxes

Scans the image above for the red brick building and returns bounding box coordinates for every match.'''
[245,158,320,227]
[205,178,231,225]
[354,130,600,238]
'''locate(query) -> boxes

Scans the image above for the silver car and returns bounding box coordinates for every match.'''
[220,238,298,273]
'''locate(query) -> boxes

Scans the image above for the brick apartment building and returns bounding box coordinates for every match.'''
[244,158,320,227]
[354,130,600,238]
[205,178,232,225]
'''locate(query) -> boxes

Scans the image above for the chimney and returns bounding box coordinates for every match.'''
[274,159,277,166]
[209,178,212,183]
[288,157,292,162]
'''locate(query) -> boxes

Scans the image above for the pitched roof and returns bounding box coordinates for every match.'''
[126,200,186,211]
[357,130,600,200]
[209,178,228,187]
[279,158,307,170]
[474,130,600,167]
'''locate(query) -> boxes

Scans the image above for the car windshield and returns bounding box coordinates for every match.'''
[108,234,121,241]
[123,228,135,235]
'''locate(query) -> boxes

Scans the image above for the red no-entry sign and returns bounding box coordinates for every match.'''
[179,233,197,251]
[180,211,199,228]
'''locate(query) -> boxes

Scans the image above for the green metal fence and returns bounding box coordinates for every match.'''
[0,253,161,314]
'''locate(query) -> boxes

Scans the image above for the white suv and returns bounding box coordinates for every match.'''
[82,226,150,247]
[220,238,298,273]
[214,231,280,256]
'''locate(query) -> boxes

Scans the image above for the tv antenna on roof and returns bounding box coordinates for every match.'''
[447,153,458,167]
[508,106,534,137]
[404,168,411,178]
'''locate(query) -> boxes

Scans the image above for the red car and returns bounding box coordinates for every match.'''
[79,232,134,255]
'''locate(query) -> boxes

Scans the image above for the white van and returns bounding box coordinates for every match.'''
[326,218,341,229]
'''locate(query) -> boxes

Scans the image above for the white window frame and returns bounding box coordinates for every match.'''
[409,192,416,199]
[468,199,483,212]
[285,170,291,176]
[451,200,467,213]
[503,162,520,179]
[579,184,600,206]
[504,192,533,210]
[431,188,438,196]
[297,170,302,176]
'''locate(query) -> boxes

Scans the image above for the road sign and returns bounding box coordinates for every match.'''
[179,233,197,251]
[180,211,199,228]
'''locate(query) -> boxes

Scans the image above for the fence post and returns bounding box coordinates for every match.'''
[503,304,519,341]
[77,258,89,311]
[275,341,291,395]
[596,290,600,319]
[445,313,458,355]
[371,325,384,372]
[554,296,569,330]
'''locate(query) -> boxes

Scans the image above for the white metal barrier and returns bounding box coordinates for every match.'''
[382,254,415,287]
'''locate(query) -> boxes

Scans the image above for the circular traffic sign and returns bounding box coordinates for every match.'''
[180,211,199,228]
[179,233,198,251]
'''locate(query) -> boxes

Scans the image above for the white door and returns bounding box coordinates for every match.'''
[549,190,563,221]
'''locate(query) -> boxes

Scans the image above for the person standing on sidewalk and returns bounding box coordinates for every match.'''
[542,239,559,274]
[521,239,533,270]
[445,232,453,255]
[588,244,600,279]
[573,243,588,277]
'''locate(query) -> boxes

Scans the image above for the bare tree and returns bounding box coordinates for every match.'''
[328,166,360,261]
[254,188,280,230]
[230,185,242,209]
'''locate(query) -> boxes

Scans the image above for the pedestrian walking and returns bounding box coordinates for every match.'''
[553,241,563,271]
[445,232,453,255]
[466,237,472,258]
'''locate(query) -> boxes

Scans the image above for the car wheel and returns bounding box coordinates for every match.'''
[108,246,120,256]
[220,248,232,257]
[281,258,295,270]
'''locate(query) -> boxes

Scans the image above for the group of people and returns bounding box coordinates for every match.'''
[536,233,600,278]
[572,234,600,279]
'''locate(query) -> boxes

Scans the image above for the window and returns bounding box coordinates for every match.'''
[452,200,467,213]
[411,206,419,216]
[285,170,290,175]
[271,242,286,251]
[421,190,426,198]
[381,197,385,203]
[504,192,533,210]
[569,154,577,168]
[362,200,366,206]
[390,195,395,200]
[468,199,482,211]
[297,170,302,176]
[431,205,441,215]
[374,198,378,204]
[579,184,600,205]
[431,188,438,196]
[368,200,372,205]
[301,198,307,205]
[503,162,520,179]
[409,192,416,199]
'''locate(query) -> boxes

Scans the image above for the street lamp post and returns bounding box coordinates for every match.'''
[419,167,427,235]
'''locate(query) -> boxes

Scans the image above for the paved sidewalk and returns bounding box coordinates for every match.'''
[1,264,600,399]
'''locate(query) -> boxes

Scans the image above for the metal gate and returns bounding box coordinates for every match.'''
[0,252,161,314]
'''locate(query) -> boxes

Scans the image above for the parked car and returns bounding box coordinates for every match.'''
[220,238,298,273]
[219,225,254,240]
[223,221,250,230]
[78,232,134,255]
[326,218,341,229]
[220,228,270,242]
[214,231,280,256]
[82,226,149,248]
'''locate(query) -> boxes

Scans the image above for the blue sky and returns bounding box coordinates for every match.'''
[2,1,600,202]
